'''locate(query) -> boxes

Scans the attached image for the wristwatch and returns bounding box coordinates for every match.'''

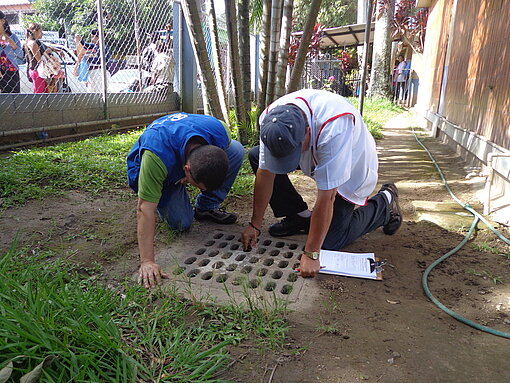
[303,250,320,260]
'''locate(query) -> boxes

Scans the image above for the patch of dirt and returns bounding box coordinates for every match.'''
[2,113,510,382]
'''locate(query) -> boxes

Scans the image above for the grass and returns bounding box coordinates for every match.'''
[0,242,288,382]
[0,131,142,209]
[348,96,405,139]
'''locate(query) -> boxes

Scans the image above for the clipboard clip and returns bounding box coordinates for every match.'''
[369,259,385,273]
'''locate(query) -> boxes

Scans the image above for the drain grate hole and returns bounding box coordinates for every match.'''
[221,252,233,259]
[256,268,268,277]
[212,261,225,269]
[235,254,246,261]
[205,240,215,247]
[270,250,280,256]
[271,270,283,279]
[281,284,293,294]
[278,260,289,268]
[184,257,197,264]
[225,234,235,240]
[292,262,300,270]
[213,233,223,239]
[263,258,274,266]
[216,274,228,283]
[195,248,206,255]
[173,266,185,275]
[241,266,252,274]
[257,248,267,254]
[201,271,213,280]
[208,250,219,257]
[283,251,294,259]
[275,241,285,248]
[297,254,302,260]
[249,256,259,264]
[287,273,298,282]
[249,279,261,288]
[265,282,277,291]
[289,243,298,250]
[262,239,272,246]
[198,259,210,267]
[230,244,240,250]
[232,276,245,286]
[187,269,200,278]
[226,263,238,271]
[217,242,228,248]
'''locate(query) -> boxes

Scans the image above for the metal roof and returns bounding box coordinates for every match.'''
[292,22,376,48]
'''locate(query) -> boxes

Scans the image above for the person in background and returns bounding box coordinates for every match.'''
[241,89,402,278]
[127,113,245,288]
[0,11,24,93]
[74,34,90,83]
[141,32,158,71]
[394,55,407,101]
[24,23,63,93]
[80,29,111,92]
[143,40,175,93]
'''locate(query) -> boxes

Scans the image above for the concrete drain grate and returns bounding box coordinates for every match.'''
[170,231,307,301]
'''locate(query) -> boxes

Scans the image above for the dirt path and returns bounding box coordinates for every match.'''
[1,113,509,382]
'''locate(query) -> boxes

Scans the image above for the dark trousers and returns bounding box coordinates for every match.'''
[248,146,390,250]
[0,70,20,93]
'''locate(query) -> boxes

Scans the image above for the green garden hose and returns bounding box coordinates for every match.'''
[412,128,510,339]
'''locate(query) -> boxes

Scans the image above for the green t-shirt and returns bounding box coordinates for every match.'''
[138,150,168,203]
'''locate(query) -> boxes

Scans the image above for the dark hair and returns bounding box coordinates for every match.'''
[187,145,228,191]
[0,11,12,36]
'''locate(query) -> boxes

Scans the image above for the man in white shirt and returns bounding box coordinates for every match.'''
[241,89,402,277]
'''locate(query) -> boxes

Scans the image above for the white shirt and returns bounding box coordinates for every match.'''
[151,51,175,84]
[259,89,378,206]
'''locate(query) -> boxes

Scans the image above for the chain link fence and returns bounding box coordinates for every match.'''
[299,58,361,97]
[0,0,178,149]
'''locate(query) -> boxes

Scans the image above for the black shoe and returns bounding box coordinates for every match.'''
[268,215,311,237]
[380,183,402,235]
[194,207,237,224]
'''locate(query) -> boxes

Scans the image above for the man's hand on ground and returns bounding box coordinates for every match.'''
[138,261,169,288]
[241,226,258,251]
[298,255,321,278]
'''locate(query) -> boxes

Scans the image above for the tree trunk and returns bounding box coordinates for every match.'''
[256,0,272,116]
[205,0,229,123]
[266,0,283,104]
[181,0,223,118]
[274,0,294,98]
[225,0,248,143]
[368,0,394,98]
[286,0,323,93]
[239,0,252,115]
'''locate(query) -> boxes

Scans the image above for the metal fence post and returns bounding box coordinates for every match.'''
[96,0,109,119]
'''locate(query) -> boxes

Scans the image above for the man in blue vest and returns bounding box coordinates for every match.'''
[127,113,244,288]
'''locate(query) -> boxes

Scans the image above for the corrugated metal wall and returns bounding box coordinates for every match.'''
[420,0,510,150]
[417,0,453,113]
[443,0,509,149]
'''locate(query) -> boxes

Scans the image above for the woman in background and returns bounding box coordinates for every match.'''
[24,23,62,93]
[0,11,24,93]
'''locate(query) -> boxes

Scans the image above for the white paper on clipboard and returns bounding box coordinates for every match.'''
[319,249,382,280]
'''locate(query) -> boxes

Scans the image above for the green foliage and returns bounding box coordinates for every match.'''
[292,0,357,31]
[229,105,260,147]
[0,130,141,209]
[348,96,405,140]
[0,243,289,382]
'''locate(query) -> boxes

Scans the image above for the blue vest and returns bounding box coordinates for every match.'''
[126,113,229,192]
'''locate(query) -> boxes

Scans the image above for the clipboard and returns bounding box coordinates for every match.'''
[318,250,383,280]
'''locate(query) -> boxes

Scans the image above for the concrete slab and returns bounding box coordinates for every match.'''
[156,229,319,310]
